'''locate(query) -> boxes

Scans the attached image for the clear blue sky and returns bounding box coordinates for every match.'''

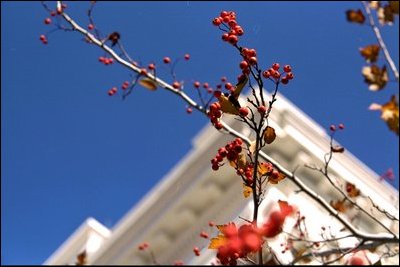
[2,2,399,265]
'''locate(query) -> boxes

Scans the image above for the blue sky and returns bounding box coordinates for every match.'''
[2,1,399,265]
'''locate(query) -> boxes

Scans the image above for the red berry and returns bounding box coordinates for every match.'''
[239,60,248,70]
[220,11,228,17]
[228,34,238,44]
[239,107,249,117]
[272,63,280,71]
[140,68,147,75]
[249,57,257,65]
[348,256,366,265]
[215,121,223,130]
[330,125,336,131]
[286,72,294,80]
[193,81,200,88]
[186,107,193,114]
[200,231,209,239]
[108,58,114,64]
[121,81,130,90]
[281,77,289,84]
[212,164,219,171]
[262,70,271,79]
[234,26,244,36]
[258,105,267,114]
[163,57,171,64]
[172,81,181,89]
[203,82,209,89]
[208,221,215,227]
[184,54,190,60]
[273,71,281,79]
[212,17,222,26]
[213,91,222,98]
[221,33,229,41]
[225,82,233,90]
[44,18,51,25]
[39,35,46,41]
[228,20,237,28]
[283,65,292,73]
[88,24,94,30]
[148,63,156,70]
[338,123,345,130]
[50,11,56,17]
[221,76,227,82]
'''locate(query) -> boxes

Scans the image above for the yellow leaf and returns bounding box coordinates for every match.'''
[139,78,157,91]
[231,74,249,99]
[264,126,276,144]
[208,235,227,249]
[268,172,286,184]
[242,183,252,198]
[258,162,273,176]
[218,94,240,115]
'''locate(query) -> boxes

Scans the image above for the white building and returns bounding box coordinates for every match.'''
[44,92,399,265]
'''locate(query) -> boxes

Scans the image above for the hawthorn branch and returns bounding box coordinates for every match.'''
[361,1,399,82]
[54,1,399,258]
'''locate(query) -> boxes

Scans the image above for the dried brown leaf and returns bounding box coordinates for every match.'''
[359,44,380,63]
[139,78,157,91]
[362,65,388,91]
[346,9,366,24]
[264,126,276,144]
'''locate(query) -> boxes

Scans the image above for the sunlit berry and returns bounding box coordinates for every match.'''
[262,70,271,79]
[39,35,47,41]
[140,68,147,75]
[272,63,280,71]
[203,82,209,89]
[228,35,238,44]
[148,63,156,70]
[281,77,289,84]
[286,72,294,80]
[44,18,52,25]
[283,65,292,73]
[239,107,249,117]
[193,81,200,88]
[338,123,345,130]
[172,81,181,89]
[212,17,222,26]
[239,61,248,70]
[163,57,171,64]
[222,33,229,41]
[330,125,336,131]
[88,24,94,30]
[184,54,190,60]
[258,105,267,114]
[249,57,257,65]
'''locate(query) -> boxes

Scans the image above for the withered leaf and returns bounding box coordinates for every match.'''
[377,3,398,25]
[359,44,380,63]
[268,172,286,184]
[362,65,388,91]
[258,162,273,176]
[208,235,227,249]
[331,145,345,153]
[139,78,157,91]
[229,153,247,170]
[369,95,399,135]
[389,1,399,14]
[330,199,349,213]
[218,94,240,115]
[264,126,276,144]
[345,182,360,198]
[76,250,87,266]
[346,9,366,24]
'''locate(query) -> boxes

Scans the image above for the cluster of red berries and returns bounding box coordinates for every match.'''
[108,87,117,96]
[39,34,48,45]
[213,11,244,45]
[208,101,223,130]
[98,56,114,65]
[262,63,294,85]
[330,123,345,131]
[239,47,258,75]
[211,138,243,171]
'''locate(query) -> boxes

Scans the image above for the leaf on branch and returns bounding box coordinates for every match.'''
[359,44,380,63]
[268,171,286,184]
[107,31,120,47]
[345,182,360,198]
[258,162,273,176]
[362,65,388,91]
[278,200,294,216]
[346,9,366,24]
[139,78,157,91]
[242,183,252,198]
[229,153,247,170]
[369,95,399,135]
[248,140,257,155]
[330,199,350,213]
[331,145,345,153]
[264,126,276,144]
[218,93,240,115]
[377,2,399,25]
[208,234,227,249]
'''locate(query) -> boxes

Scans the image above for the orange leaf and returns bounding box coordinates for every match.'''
[346,9,365,24]
[264,126,276,144]
[362,65,388,91]
[229,153,247,170]
[242,183,252,198]
[359,44,380,63]
[208,235,227,249]
[139,78,157,91]
[268,172,286,184]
